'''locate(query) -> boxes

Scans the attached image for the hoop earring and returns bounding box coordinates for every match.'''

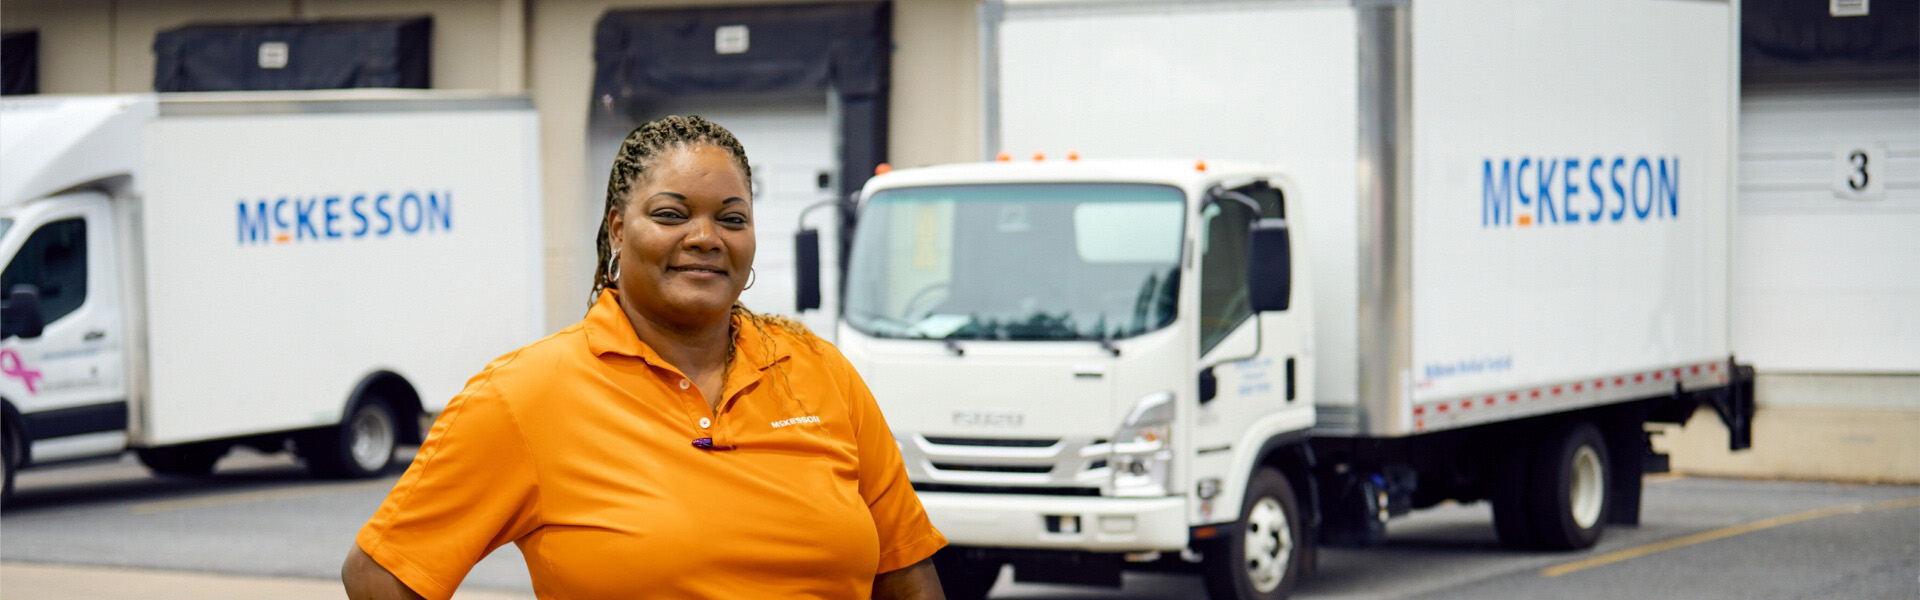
[743,267,756,290]
[607,249,621,283]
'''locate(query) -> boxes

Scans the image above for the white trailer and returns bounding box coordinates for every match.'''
[793,1,1756,598]
[0,92,543,502]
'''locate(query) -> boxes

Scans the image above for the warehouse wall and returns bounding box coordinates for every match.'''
[0,0,982,331]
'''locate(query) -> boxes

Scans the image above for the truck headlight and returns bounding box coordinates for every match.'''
[1111,391,1175,497]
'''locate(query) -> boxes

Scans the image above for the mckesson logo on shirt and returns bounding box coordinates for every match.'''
[237,190,452,245]
[771,416,821,428]
[1482,156,1679,228]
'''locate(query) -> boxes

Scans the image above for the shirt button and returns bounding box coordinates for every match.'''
[699,417,711,429]
[679,379,691,390]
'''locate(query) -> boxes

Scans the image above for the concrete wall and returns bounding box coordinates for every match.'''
[1659,375,1920,484]
[2,0,519,92]
[1,0,982,331]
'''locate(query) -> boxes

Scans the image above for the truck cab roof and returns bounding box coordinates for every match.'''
[863,159,1288,202]
[0,95,152,209]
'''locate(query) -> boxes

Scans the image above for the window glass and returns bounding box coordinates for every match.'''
[1,218,89,324]
[1197,183,1281,355]
[843,183,1185,341]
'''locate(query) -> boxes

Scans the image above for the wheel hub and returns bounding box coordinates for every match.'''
[1570,445,1605,528]
[1243,496,1294,593]
[350,407,396,472]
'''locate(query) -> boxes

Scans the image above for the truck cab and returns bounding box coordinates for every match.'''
[802,159,1320,599]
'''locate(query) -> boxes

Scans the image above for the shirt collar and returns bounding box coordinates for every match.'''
[585,289,790,373]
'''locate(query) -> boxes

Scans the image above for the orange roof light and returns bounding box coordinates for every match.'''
[1033,151,1046,161]
[996,151,1011,162]
[1195,159,1208,172]
[874,162,892,175]
[1067,151,1080,161]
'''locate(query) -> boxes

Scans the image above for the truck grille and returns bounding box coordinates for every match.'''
[901,434,1111,490]
[929,462,1055,474]
[911,482,1103,496]
[921,436,1060,448]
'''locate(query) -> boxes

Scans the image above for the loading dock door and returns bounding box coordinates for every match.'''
[589,3,891,338]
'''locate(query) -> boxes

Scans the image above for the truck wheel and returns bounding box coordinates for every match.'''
[300,398,398,479]
[1527,421,1610,550]
[1204,467,1304,600]
[931,547,1000,600]
[137,444,228,477]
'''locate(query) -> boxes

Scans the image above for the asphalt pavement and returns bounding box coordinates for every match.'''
[2,448,1915,599]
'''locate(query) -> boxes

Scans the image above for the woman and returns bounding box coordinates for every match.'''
[342,116,948,599]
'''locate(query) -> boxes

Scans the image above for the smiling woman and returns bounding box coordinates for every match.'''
[343,116,948,600]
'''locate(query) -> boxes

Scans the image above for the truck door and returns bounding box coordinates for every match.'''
[0,193,127,458]
[1191,182,1308,468]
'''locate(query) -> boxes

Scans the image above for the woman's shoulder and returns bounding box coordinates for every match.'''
[740,313,846,367]
[467,324,594,399]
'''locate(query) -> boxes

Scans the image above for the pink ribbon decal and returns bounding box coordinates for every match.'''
[0,349,43,394]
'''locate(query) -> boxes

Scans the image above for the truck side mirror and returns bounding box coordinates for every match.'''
[2,285,46,339]
[795,228,822,312]
[1247,218,1291,312]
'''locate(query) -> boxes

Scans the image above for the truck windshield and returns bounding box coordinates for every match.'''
[0,218,11,241]
[842,183,1184,341]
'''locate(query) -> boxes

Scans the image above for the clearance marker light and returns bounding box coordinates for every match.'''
[996,151,1011,162]
[874,162,892,175]
[1067,151,1081,161]
[1195,159,1208,172]
[1033,151,1046,161]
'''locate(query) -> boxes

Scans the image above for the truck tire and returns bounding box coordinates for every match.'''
[931,547,1000,600]
[137,444,228,477]
[1527,421,1610,550]
[300,397,399,479]
[1204,467,1304,600]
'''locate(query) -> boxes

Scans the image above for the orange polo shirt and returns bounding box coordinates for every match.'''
[356,290,945,599]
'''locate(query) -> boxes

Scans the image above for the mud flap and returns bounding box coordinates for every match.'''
[1711,362,1757,451]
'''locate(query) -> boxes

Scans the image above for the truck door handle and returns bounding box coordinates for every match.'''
[84,330,106,341]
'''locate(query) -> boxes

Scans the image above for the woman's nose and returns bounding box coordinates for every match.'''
[683,217,721,252]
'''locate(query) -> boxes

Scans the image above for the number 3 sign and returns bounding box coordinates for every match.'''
[1833,144,1886,201]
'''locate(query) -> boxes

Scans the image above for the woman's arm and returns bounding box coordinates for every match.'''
[342,543,426,600]
[872,556,946,600]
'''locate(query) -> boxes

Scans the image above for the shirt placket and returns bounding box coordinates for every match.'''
[658,366,728,450]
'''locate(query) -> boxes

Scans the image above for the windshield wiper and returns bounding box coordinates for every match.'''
[1095,336,1121,357]
[942,337,965,357]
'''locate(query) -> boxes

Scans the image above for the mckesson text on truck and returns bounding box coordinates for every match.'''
[236,190,453,244]
[788,1,1756,599]
[0,91,543,505]
[1481,155,1681,227]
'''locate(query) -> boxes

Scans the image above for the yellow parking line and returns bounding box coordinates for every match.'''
[129,480,394,515]
[1541,496,1920,578]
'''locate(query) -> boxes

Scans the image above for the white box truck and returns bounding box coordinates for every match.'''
[0,92,543,504]
[791,1,1755,598]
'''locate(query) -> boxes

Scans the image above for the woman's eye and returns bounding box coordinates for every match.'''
[652,210,685,220]
[723,215,749,225]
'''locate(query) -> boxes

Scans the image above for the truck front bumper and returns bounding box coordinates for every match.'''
[919,492,1190,551]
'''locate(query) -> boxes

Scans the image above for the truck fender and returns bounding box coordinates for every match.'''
[1209,408,1316,526]
[343,370,425,445]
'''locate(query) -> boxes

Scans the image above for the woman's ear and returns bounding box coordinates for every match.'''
[607,206,626,248]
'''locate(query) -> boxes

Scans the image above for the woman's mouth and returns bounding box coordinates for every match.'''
[669,266,728,277]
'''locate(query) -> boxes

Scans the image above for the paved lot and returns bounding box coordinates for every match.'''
[3,448,1916,599]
